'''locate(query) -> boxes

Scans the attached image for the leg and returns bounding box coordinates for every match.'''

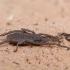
[13,40,25,52]
[44,42,70,50]
[21,28,35,34]
[59,33,70,41]
[65,36,70,41]
[0,28,35,36]
[0,30,23,36]
[39,33,55,38]
[57,44,70,50]
[39,33,59,42]
[25,40,70,50]
[13,43,19,52]
[59,33,66,36]
[58,33,68,39]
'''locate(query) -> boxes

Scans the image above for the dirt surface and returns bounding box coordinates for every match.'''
[0,0,70,70]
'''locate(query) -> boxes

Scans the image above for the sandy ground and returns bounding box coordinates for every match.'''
[0,0,70,70]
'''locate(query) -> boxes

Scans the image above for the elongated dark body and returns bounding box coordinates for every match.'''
[0,28,70,52]
[6,32,45,46]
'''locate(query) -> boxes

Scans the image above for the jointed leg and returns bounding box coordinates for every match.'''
[58,33,70,42]
[13,40,25,52]
[59,33,67,36]
[39,33,59,42]
[65,36,70,41]
[44,42,70,50]
[21,28,35,34]
[39,33,55,38]
[13,43,19,52]
[24,40,69,50]
[0,30,23,36]
[0,28,35,36]
[57,44,70,50]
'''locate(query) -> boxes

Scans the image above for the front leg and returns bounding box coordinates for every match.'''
[65,36,70,41]
[44,42,70,50]
[0,40,8,45]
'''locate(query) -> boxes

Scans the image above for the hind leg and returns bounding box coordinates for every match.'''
[0,29,35,36]
[0,30,23,36]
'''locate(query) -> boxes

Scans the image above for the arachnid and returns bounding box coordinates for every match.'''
[0,28,47,52]
[0,28,70,52]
